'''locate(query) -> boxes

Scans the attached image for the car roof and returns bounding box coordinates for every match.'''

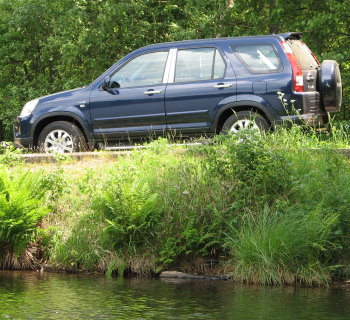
[140,32,303,50]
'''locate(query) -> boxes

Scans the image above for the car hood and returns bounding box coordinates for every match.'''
[38,87,87,105]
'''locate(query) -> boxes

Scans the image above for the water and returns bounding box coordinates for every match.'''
[0,271,349,320]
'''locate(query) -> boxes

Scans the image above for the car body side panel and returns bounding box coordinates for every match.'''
[164,43,237,133]
[32,111,93,139]
[15,87,93,139]
[89,85,167,139]
[210,97,276,132]
[165,80,236,132]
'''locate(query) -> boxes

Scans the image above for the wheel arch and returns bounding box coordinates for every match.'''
[213,102,273,133]
[32,113,92,147]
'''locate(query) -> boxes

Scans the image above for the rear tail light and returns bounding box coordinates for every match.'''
[280,41,304,92]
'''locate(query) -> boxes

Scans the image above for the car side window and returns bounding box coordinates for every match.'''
[175,48,225,83]
[231,44,283,74]
[110,51,168,88]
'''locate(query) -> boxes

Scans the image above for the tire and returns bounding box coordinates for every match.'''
[319,60,342,113]
[37,121,87,153]
[221,111,269,134]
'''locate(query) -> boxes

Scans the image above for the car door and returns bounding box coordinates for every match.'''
[89,51,169,140]
[164,47,236,134]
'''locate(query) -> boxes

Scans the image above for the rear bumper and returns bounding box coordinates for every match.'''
[276,91,328,127]
[275,112,328,128]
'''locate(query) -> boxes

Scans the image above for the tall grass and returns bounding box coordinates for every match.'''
[226,206,338,285]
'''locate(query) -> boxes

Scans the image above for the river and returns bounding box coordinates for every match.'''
[0,271,349,319]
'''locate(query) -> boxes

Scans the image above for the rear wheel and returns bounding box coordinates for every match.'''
[221,111,269,134]
[38,121,87,153]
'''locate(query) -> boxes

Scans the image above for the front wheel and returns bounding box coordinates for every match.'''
[37,121,87,153]
[221,111,269,134]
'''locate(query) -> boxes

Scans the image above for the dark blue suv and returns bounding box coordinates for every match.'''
[14,32,342,153]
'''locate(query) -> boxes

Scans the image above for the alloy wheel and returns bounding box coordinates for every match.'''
[44,129,74,153]
[229,119,260,133]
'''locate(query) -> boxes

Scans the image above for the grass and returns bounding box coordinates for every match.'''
[226,206,338,285]
[1,125,350,285]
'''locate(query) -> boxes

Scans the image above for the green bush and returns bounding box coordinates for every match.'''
[25,130,350,285]
[92,140,226,268]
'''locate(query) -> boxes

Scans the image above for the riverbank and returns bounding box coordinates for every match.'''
[1,127,350,286]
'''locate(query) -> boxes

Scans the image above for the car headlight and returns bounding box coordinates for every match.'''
[19,99,39,117]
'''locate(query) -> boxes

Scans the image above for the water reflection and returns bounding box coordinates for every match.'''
[0,271,349,319]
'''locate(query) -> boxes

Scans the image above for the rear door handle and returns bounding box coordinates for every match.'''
[213,83,232,88]
[144,90,162,95]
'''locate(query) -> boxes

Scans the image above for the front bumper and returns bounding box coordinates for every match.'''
[13,116,34,148]
[14,137,34,149]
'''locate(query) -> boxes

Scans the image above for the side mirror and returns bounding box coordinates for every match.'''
[101,77,110,91]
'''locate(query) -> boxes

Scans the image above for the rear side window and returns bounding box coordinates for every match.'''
[287,40,319,70]
[175,48,226,83]
[231,44,283,74]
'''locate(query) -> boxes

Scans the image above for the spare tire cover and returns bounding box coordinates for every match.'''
[319,60,342,112]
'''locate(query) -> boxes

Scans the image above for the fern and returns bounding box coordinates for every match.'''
[0,167,48,256]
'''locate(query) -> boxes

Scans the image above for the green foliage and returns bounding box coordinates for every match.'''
[97,178,163,251]
[49,211,109,271]
[39,166,68,205]
[0,142,23,166]
[44,131,350,284]
[92,139,224,263]
[0,166,48,256]
[0,0,349,139]
[201,132,292,201]
[3,129,350,284]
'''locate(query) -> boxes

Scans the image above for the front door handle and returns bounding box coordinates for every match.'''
[213,83,233,89]
[144,90,162,95]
